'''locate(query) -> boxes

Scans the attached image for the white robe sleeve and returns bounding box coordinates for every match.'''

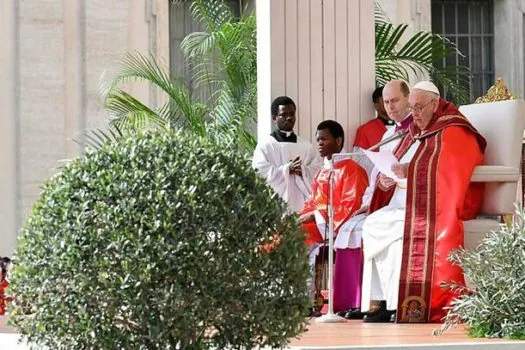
[298,142,322,197]
[361,167,378,207]
[252,141,292,197]
[253,137,322,212]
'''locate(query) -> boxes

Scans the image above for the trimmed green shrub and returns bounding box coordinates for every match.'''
[9,130,310,349]
[438,207,525,339]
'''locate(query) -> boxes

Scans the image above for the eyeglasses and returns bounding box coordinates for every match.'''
[408,99,436,114]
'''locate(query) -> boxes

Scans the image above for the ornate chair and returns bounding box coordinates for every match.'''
[459,99,525,250]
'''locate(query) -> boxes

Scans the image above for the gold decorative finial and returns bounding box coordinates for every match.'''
[475,77,516,103]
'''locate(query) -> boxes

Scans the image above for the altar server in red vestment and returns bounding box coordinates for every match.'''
[352,86,394,176]
[298,120,368,314]
[361,81,486,323]
[353,86,394,150]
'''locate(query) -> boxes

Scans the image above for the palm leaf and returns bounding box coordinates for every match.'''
[79,125,125,151]
[375,23,408,58]
[181,31,218,58]
[97,1,257,152]
[105,89,168,130]
[100,52,183,103]
[188,0,233,32]
[101,52,208,135]
[374,2,390,25]
[374,16,470,103]
[430,66,471,105]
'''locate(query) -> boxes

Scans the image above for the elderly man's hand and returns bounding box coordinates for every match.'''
[378,173,395,189]
[391,163,409,179]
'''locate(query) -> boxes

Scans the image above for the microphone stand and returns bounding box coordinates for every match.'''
[315,157,345,323]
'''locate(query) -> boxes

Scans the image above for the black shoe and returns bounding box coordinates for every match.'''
[336,310,347,317]
[363,309,395,323]
[344,308,365,320]
[363,300,386,317]
[307,307,322,318]
[390,312,396,322]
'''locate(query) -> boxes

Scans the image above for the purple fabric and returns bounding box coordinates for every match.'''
[395,115,413,132]
[333,248,363,312]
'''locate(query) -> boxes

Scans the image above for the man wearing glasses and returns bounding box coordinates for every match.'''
[361,81,486,323]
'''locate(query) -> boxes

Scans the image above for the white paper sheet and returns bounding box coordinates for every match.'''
[362,149,401,181]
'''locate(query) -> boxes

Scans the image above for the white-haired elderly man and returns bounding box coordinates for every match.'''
[361,81,487,323]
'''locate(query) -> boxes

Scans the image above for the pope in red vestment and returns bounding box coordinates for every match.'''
[298,120,368,315]
[366,83,486,323]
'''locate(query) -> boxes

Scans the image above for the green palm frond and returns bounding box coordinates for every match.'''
[100,52,208,135]
[209,95,256,150]
[374,2,390,24]
[375,23,408,59]
[181,31,217,58]
[80,125,125,151]
[105,89,168,130]
[430,66,471,105]
[188,0,233,32]
[100,52,183,103]
[95,1,256,152]
[375,18,470,105]
[181,1,257,149]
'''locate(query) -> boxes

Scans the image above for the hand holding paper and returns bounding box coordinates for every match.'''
[362,149,402,182]
[391,163,409,179]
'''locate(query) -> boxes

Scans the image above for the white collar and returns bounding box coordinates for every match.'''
[323,157,333,169]
[278,130,294,137]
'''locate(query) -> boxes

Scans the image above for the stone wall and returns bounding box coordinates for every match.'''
[0,0,169,256]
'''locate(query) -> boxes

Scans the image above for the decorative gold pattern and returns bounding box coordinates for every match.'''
[399,296,427,323]
[475,77,516,103]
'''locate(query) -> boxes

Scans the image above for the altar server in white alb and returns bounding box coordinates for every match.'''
[252,96,322,212]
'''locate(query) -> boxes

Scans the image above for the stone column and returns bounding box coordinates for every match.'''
[494,0,525,99]
[63,0,86,158]
[0,0,20,256]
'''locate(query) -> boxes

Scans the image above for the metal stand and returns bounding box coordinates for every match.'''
[316,157,345,324]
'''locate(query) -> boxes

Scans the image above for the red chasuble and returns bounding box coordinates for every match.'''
[301,159,369,245]
[353,118,388,150]
[369,98,486,323]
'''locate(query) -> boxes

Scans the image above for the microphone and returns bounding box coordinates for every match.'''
[366,129,407,151]
[331,129,407,162]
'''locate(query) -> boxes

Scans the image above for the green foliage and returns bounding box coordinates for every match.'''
[9,131,310,349]
[437,206,525,339]
[95,0,470,153]
[100,0,256,152]
[374,2,471,105]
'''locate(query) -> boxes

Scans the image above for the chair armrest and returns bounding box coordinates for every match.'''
[470,165,520,182]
